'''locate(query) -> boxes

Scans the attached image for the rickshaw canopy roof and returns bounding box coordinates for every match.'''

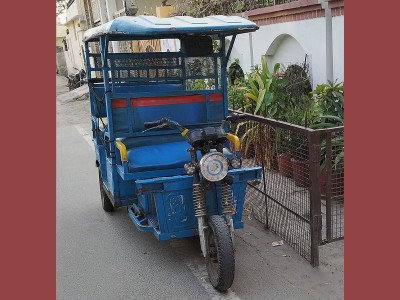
[83,15,258,42]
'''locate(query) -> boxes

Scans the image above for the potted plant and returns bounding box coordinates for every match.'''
[273,61,313,179]
[290,135,310,187]
[310,80,344,197]
[278,151,293,178]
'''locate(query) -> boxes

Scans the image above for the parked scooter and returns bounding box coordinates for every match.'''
[67,69,86,91]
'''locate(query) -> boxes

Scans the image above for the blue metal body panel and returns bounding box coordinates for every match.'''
[129,168,261,239]
[85,15,261,241]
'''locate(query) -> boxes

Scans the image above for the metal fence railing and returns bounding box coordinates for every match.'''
[252,0,300,9]
[230,110,344,266]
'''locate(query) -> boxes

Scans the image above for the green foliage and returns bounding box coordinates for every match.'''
[310,80,345,172]
[273,62,314,126]
[185,57,215,90]
[311,80,344,128]
[230,57,319,167]
[186,79,215,90]
[228,79,247,110]
[176,0,260,17]
[227,58,244,85]
[242,56,282,118]
[238,57,314,125]
[56,0,66,15]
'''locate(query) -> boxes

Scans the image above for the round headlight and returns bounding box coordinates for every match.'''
[230,157,242,169]
[199,152,229,182]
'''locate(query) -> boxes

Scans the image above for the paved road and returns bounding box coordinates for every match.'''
[56,76,343,300]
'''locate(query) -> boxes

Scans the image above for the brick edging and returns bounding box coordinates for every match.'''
[327,0,344,17]
[239,0,324,26]
[237,0,344,26]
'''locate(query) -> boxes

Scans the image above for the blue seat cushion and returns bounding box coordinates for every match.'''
[126,139,234,173]
[127,141,191,172]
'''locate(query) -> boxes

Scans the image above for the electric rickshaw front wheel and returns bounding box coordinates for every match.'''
[98,168,114,212]
[206,215,235,292]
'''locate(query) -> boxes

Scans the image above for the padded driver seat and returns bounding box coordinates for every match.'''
[124,137,234,173]
[127,141,191,173]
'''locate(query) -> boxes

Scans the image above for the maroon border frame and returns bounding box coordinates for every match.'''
[2,0,55,298]
[345,0,400,299]
[3,0,399,298]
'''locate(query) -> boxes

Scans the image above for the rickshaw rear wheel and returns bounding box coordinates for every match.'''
[98,168,114,212]
[206,215,235,292]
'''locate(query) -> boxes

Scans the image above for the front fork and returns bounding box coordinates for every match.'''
[189,148,236,257]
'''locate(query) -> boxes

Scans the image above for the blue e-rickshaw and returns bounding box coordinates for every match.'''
[83,15,261,291]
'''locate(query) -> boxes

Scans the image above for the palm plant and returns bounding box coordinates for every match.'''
[236,57,282,168]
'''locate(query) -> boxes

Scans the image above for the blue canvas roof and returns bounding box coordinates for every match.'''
[83,15,258,41]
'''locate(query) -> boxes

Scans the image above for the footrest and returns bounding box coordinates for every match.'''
[127,206,152,233]
[147,214,159,229]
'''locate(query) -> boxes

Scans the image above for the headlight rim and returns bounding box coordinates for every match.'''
[199,152,229,182]
[230,157,242,169]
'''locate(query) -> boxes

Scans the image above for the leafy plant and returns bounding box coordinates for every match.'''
[310,80,344,172]
[227,58,244,85]
[243,56,282,118]
[175,0,260,17]
[311,80,344,128]
[234,57,283,168]
[228,79,247,110]
[273,61,314,126]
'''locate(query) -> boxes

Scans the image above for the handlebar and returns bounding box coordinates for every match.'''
[142,117,242,155]
[143,117,186,133]
[144,119,166,129]
[143,113,246,133]
[225,113,246,123]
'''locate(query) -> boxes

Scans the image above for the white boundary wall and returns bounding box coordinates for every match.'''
[229,16,344,88]
[332,15,344,82]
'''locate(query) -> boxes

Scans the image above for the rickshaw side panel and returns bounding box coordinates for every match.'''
[90,85,107,118]
[109,93,225,135]
[96,140,138,208]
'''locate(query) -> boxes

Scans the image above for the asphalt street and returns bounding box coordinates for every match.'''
[56,76,344,300]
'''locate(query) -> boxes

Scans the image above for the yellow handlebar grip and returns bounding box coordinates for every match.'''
[226,133,240,152]
[181,128,189,136]
[116,141,128,162]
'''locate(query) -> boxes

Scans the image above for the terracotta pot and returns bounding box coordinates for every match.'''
[320,168,344,197]
[291,158,309,187]
[278,153,293,178]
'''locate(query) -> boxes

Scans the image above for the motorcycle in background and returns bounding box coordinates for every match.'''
[67,69,86,91]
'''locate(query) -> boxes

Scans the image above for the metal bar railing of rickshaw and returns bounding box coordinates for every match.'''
[108,89,223,99]
[107,76,218,82]
[220,37,229,119]
[99,36,116,146]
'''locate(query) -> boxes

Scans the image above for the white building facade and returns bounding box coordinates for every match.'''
[64,0,88,74]
[229,0,344,88]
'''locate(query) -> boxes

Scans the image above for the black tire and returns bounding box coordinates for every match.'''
[73,80,86,89]
[206,215,235,292]
[98,168,114,212]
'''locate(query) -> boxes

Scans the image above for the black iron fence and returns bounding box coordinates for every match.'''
[230,110,344,266]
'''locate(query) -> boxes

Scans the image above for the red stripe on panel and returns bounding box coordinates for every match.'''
[209,93,223,102]
[111,99,127,108]
[131,94,206,107]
